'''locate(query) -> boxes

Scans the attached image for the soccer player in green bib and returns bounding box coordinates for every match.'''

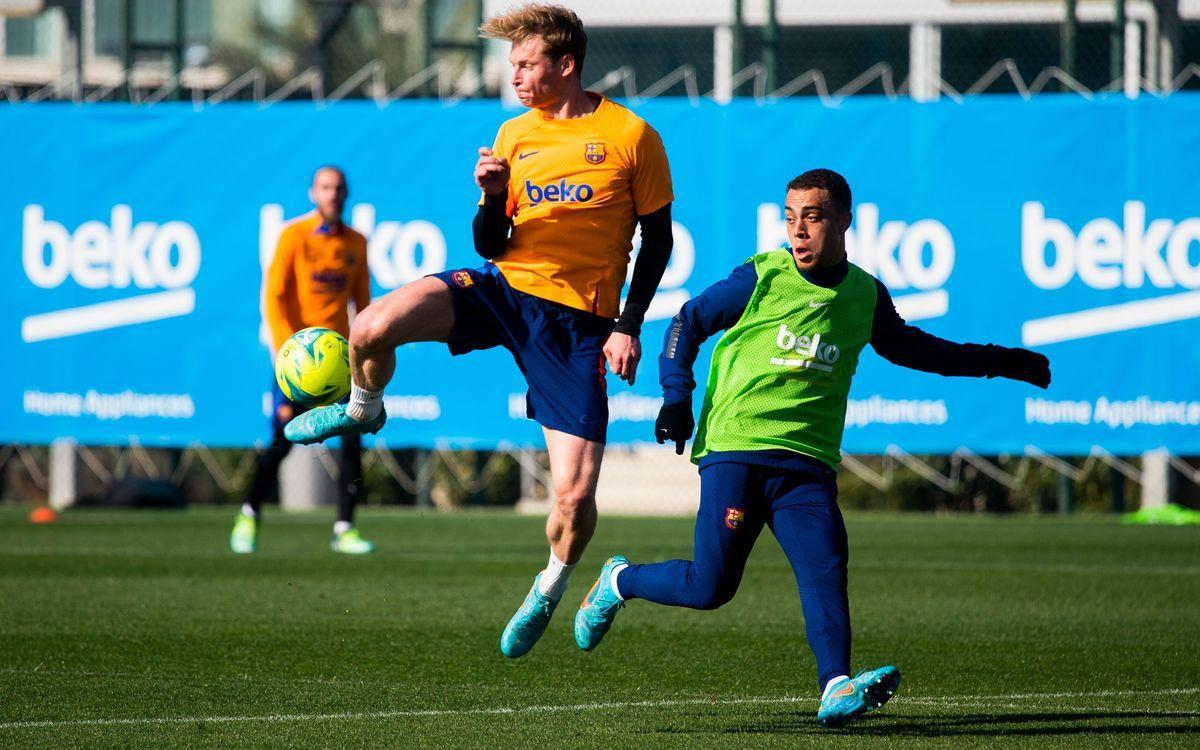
[573,169,1051,728]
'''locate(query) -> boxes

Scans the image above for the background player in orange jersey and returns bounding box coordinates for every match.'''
[284,4,675,655]
[230,166,376,555]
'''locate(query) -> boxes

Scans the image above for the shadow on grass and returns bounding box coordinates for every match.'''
[709,709,1200,738]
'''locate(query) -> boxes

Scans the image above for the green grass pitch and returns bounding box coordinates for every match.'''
[1,508,1197,748]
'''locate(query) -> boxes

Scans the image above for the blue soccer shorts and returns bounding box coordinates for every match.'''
[431,264,613,443]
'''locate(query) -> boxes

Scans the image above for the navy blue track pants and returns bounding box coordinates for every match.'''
[616,460,851,689]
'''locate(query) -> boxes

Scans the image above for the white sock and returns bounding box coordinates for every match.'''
[609,562,629,601]
[536,552,575,600]
[241,502,257,519]
[345,383,383,421]
[333,521,352,536]
[822,675,851,700]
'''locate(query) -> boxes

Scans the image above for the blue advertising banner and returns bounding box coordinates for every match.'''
[4,96,1200,452]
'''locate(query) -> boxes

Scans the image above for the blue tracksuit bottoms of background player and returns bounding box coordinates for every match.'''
[616,457,851,690]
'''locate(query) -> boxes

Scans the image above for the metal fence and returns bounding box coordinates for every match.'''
[2,1,1199,103]
[5,441,1199,515]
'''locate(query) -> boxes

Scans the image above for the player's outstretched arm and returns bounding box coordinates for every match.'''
[655,263,756,453]
[869,279,1051,388]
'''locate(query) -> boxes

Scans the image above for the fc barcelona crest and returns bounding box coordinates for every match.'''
[584,143,607,164]
[725,508,745,531]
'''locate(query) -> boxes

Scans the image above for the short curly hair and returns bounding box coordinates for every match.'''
[786,169,852,213]
[479,4,588,76]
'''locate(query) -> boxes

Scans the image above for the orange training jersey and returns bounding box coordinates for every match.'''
[487,94,673,318]
[265,213,370,351]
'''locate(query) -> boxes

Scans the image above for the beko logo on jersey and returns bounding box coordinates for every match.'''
[21,205,201,342]
[1020,201,1200,347]
[525,180,594,205]
[758,202,953,323]
[771,324,841,372]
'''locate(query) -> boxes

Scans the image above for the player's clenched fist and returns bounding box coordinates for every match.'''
[475,147,510,195]
[655,401,694,455]
[603,331,641,386]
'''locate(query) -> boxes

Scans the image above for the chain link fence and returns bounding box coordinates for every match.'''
[5,442,1200,514]
[2,1,1199,102]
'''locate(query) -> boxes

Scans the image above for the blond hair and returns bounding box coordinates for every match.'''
[479,4,587,76]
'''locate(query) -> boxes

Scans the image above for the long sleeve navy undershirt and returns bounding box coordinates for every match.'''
[615,203,673,336]
[659,257,1009,407]
[472,193,511,260]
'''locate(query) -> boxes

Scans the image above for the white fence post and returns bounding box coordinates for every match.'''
[713,24,733,103]
[49,437,76,510]
[1140,448,1170,509]
[910,22,942,102]
[279,445,337,511]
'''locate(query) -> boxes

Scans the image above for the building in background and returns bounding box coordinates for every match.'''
[1,0,1198,102]
[0,0,480,101]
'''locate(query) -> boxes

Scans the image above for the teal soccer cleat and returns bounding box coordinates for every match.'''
[283,403,386,445]
[500,574,559,658]
[574,555,628,651]
[817,666,902,728]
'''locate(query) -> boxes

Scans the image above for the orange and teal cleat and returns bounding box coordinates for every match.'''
[574,555,628,652]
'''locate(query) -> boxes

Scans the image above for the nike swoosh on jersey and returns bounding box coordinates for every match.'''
[518,151,540,160]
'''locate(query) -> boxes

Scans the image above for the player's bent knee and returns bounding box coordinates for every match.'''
[553,487,596,523]
[687,576,737,610]
[692,590,735,611]
[350,309,390,352]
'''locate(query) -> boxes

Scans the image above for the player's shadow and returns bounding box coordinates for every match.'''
[713,708,1200,738]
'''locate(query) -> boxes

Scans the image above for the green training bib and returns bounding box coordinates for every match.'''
[692,249,878,468]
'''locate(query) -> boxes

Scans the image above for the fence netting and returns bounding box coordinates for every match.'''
[2,1,1198,103]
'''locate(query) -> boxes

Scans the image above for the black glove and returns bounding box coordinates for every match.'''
[655,400,695,455]
[998,348,1051,389]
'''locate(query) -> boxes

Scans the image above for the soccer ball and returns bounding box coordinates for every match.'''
[274,327,351,407]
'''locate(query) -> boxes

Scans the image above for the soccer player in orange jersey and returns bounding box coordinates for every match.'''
[230,166,376,555]
[284,4,675,656]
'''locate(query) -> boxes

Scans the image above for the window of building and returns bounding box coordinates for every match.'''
[94,0,122,57]
[4,8,59,59]
[91,0,213,59]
